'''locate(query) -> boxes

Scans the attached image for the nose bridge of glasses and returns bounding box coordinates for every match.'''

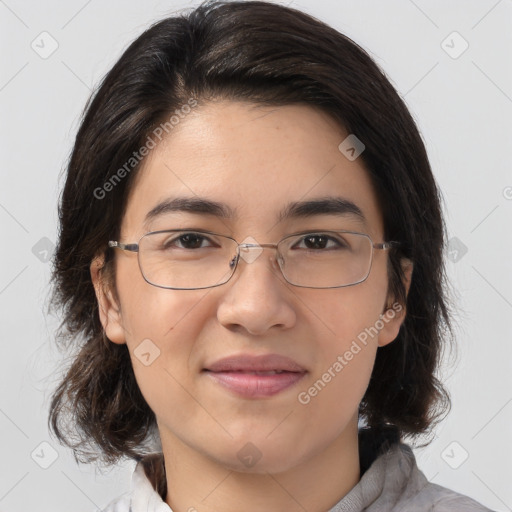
[238,242,278,250]
[237,241,283,266]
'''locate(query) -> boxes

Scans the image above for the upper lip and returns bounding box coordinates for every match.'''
[203,354,307,373]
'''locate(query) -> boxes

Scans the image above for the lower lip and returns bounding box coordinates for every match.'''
[204,371,306,398]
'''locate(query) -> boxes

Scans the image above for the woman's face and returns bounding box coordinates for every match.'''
[93,100,406,474]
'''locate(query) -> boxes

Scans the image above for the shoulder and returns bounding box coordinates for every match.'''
[100,454,171,512]
[101,492,132,512]
[406,481,496,511]
[389,444,495,512]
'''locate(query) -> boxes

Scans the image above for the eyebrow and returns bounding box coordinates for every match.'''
[143,196,366,228]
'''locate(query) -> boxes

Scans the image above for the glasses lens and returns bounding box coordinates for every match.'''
[138,231,237,289]
[278,231,373,288]
[137,230,374,290]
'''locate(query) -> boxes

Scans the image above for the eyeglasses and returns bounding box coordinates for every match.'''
[108,229,399,290]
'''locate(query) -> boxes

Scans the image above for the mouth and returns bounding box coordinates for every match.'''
[209,370,292,375]
[202,353,307,398]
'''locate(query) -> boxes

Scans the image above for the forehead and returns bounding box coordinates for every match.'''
[122,100,384,239]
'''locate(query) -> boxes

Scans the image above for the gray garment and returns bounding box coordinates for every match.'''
[102,443,494,512]
[327,443,493,511]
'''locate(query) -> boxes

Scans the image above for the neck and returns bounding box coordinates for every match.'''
[159,418,360,512]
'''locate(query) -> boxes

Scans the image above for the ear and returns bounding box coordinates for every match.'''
[90,255,126,345]
[377,258,413,348]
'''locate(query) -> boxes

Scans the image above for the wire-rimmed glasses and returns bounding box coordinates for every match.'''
[108,229,399,290]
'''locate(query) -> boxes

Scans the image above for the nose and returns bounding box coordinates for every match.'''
[216,245,297,335]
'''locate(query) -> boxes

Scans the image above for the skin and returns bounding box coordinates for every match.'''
[91,100,412,512]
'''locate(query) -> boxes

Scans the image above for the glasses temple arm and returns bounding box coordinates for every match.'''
[108,241,139,252]
[373,241,400,250]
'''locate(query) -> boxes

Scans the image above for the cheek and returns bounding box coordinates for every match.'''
[296,264,388,405]
[293,290,381,446]
[115,260,211,395]
[305,278,388,352]
[299,287,382,397]
[118,286,213,427]
[298,341,377,415]
[116,256,209,341]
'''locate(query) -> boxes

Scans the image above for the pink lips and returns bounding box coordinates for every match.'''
[203,353,307,398]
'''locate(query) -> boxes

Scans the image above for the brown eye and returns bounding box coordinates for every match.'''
[293,234,348,251]
[161,232,214,250]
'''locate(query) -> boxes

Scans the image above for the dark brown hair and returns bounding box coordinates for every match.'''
[49,0,453,465]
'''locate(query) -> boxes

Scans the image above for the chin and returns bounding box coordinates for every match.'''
[209,439,306,475]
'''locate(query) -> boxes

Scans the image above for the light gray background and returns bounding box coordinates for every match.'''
[1,0,511,511]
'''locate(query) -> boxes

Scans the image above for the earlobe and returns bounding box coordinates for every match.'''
[90,256,126,345]
[377,258,413,348]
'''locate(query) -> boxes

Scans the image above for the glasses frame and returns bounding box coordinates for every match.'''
[108,229,399,290]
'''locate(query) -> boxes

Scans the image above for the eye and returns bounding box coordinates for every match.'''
[162,232,217,250]
[293,233,348,251]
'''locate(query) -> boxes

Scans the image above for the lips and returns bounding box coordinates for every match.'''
[203,353,306,373]
[202,354,307,398]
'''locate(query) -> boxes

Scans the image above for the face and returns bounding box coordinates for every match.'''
[92,100,407,474]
